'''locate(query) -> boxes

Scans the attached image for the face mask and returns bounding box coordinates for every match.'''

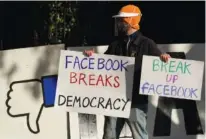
[116,20,130,36]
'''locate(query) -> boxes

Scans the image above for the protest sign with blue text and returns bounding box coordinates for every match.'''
[139,55,204,100]
[55,50,135,118]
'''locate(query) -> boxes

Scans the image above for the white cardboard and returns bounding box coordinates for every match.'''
[139,55,204,100]
[55,50,135,118]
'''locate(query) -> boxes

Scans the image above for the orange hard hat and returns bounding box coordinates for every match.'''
[113,4,142,30]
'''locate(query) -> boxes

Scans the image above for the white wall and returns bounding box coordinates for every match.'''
[0,43,204,139]
[0,44,68,139]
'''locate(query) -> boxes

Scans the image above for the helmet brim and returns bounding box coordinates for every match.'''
[112,12,141,18]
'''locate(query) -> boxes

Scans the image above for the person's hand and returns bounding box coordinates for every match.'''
[160,53,171,63]
[83,48,94,57]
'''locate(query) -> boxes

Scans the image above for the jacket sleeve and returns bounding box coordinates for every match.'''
[104,40,118,55]
[148,39,163,56]
[104,45,111,54]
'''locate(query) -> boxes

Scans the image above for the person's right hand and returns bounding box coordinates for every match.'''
[84,48,94,57]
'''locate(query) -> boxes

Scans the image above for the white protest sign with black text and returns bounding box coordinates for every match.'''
[139,55,204,100]
[55,50,135,118]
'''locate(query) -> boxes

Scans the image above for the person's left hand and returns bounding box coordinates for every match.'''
[160,53,171,63]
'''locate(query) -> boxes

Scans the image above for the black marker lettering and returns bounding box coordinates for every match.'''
[113,98,121,110]
[66,96,73,107]
[58,95,66,106]
[105,98,112,110]
[73,96,81,107]
[122,99,130,111]
[82,97,90,108]
[97,97,105,109]
[90,97,97,107]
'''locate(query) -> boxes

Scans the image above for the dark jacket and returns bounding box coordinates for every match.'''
[104,31,163,106]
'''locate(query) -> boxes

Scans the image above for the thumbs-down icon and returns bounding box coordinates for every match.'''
[6,75,58,134]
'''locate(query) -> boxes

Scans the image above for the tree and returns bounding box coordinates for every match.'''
[38,1,79,45]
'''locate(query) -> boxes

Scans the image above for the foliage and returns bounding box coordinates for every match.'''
[44,1,78,44]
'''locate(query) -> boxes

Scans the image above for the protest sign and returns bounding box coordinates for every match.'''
[55,50,135,118]
[139,55,204,100]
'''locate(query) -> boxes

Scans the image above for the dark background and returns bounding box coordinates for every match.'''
[0,1,205,50]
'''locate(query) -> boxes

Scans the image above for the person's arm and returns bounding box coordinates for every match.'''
[148,39,171,62]
[104,44,112,54]
[84,41,115,56]
[84,45,112,56]
[148,39,163,56]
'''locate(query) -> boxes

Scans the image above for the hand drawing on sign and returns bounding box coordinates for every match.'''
[5,75,58,134]
[5,79,44,134]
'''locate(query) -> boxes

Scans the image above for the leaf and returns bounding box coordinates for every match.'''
[71,17,75,22]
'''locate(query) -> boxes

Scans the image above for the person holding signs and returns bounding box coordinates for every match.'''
[85,4,171,139]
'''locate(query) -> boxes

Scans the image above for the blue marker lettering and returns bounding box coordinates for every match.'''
[73,56,81,70]
[81,57,88,69]
[171,86,177,96]
[140,82,198,100]
[88,58,95,69]
[98,58,105,70]
[105,59,113,71]
[141,82,149,93]
[189,88,198,98]
[177,87,184,97]
[148,84,155,94]
[163,85,169,96]
[112,60,120,71]
[65,56,73,69]
[182,88,188,98]
[156,85,162,95]
[120,60,128,71]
